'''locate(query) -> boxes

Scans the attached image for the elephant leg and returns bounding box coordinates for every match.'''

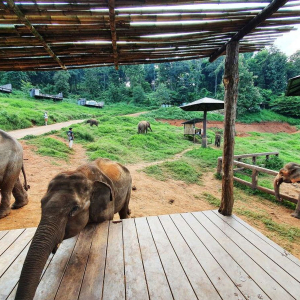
[11,178,28,209]
[291,194,300,219]
[118,190,131,219]
[0,188,12,218]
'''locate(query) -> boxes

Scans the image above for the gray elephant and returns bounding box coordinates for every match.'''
[274,162,300,219]
[0,129,30,219]
[87,119,99,127]
[138,120,152,134]
[15,157,132,300]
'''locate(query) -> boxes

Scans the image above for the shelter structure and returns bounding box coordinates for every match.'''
[180,98,224,147]
[0,84,12,93]
[182,118,203,143]
[286,75,300,96]
[0,0,299,218]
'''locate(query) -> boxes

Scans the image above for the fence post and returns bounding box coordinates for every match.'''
[251,170,258,189]
[252,156,256,165]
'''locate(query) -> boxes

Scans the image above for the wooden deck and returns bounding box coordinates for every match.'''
[1,210,300,300]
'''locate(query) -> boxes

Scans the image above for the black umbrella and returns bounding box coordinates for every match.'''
[180,97,224,147]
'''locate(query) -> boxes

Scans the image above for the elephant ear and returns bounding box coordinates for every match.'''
[91,181,114,205]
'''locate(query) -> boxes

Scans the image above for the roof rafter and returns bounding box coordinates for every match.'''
[4,0,67,70]
[108,0,119,69]
[209,0,289,62]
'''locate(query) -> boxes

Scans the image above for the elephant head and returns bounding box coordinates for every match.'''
[274,162,300,202]
[15,157,132,300]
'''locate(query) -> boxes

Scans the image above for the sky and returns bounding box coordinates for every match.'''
[274,24,300,56]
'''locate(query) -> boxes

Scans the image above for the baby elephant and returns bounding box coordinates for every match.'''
[274,162,300,219]
[15,158,132,300]
[138,120,152,134]
[215,134,221,147]
[87,119,99,127]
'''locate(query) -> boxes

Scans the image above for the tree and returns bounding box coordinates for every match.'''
[53,71,71,97]
[287,50,300,80]
[237,55,262,116]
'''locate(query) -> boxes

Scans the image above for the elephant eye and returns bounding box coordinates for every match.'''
[69,205,80,217]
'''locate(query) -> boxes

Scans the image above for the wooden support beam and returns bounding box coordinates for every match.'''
[218,41,239,216]
[108,0,119,70]
[5,0,67,70]
[209,0,289,62]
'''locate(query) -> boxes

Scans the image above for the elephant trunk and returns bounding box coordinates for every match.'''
[15,216,67,300]
[274,174,283,202]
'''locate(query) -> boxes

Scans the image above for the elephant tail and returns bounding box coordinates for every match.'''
[21,164,30,191]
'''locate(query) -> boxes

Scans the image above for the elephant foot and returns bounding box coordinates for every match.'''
[0,208,11,219]
[11,199,29,209]
[291,212,300,219]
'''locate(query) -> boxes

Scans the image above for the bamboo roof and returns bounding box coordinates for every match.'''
[0,0,299,71]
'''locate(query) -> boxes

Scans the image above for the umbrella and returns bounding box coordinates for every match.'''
[180,97,224,147]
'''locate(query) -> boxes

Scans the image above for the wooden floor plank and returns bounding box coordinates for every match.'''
[33,235,78,300]
[204,210,300,299]
[55,226,95,300]
[230,212,300,268]
[2,211,300,300]
[214,211,300,281]
[181,213,270,300]
[193,211,294,300]
[159,214,225,300]
[0,229,25,256]
[6,251,55,300]
[0,244,30,300]
[0,230,8,240]
[123,219,149,300]
[147,216,198,300]
[135,217,173,300]
[78,222,109,300]
[0,228,35,277]
[102,221,125,300]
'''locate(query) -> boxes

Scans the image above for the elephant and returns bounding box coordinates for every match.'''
[15,157,132,300]
[0,129,30,219]
[274,162,300,219]
[215,133,221,147]
[86,119,99,127]
[137,121,152,134]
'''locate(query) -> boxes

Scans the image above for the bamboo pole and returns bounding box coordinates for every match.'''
[209,0,289,62]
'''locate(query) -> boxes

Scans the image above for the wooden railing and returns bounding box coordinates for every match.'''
[217,152,298,204]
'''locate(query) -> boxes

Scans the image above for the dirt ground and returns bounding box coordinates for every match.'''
[1,120,300,259]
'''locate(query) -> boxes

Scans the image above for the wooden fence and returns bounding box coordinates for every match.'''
[217,152,298,204]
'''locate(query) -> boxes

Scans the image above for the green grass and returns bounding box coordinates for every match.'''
[26,137,71,160]
[0,95,147,131]
[236,208,300,242]
[143,159,202,184]
[202,192,221,207]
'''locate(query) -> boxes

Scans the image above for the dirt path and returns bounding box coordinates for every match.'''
[1,120,300,259]
[8,119,85,139]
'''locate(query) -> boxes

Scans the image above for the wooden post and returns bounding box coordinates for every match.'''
[251,170,258,189]
[218,41,239,216]
[202,110,207,148]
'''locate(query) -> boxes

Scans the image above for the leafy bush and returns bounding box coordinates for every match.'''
[264,156,284,170]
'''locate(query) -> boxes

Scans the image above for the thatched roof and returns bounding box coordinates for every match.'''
[0,0,299,71]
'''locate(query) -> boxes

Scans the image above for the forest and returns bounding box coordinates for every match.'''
[1,46,300,118]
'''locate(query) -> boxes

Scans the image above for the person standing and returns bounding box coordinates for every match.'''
[67,128,74,149]
[44,111,48,126]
